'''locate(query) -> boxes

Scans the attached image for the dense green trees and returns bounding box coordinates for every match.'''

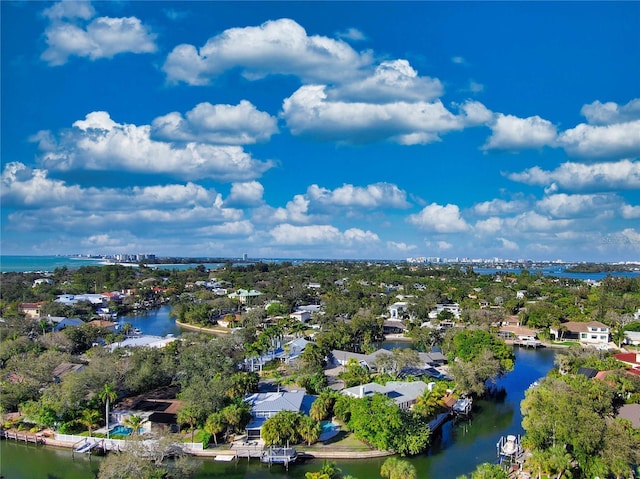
[521,374,640,478]
[344,393,430,456]
[442,329,514,396]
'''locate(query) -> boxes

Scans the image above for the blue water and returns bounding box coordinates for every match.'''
[473,267,638,281]
[320,421,336,432]
[117,306,180,337]
[0,255,107,272]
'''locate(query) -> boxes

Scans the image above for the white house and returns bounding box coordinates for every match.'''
[341,381,429,410]
[549,321,609,345]
[388,302,408,319]
[290,310,311,322]
[623,331,640,346]
[429,303,461,319]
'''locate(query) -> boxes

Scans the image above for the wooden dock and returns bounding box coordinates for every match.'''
[428,411,451,432]
[0,430,45,445]
[232,441,264,461]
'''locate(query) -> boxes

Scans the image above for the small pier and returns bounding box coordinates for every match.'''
[232,440,264,461]
[513,339,543,348]
[428,411,452,433]
[452,396,473,417]
[261,446,298,470]
[0,430,45,445]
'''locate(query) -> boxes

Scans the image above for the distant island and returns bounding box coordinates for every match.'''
[564,263,634,273]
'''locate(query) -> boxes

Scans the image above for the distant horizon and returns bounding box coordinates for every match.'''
[2,253,639,267]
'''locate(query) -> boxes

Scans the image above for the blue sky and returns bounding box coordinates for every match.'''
[1,1,639,262]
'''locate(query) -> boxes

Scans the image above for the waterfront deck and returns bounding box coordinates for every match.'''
[261,446,298,470]
[0,430,45,445]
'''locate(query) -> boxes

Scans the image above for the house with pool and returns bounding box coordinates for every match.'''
[243,390,316,440]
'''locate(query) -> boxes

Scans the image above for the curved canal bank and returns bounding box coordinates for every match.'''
[0,347,556,479]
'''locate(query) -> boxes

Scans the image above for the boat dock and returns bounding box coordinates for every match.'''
[428,411,452,432]
[261,446,298,470]
[452,396,473,417]
[72,438,104,459]
[232,440,264,461]
[513,339,543,348]
[0,430,45,445]
[497,434,525,466]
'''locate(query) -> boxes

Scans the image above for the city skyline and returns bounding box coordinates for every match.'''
[1,1,639,262]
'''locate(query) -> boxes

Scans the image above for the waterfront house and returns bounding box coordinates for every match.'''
[106,334,177,352]
[87,319,118,332]
[53,317,84,331]
[341,381,429,410]
[329,349,445,370]
[243,391,316,439]
[549,321,609,345]
[383,319,407,335]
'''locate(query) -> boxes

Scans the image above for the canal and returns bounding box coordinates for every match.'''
[0,346,556,478]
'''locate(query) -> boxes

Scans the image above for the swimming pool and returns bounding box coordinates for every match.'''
[320,421,337,432]
[109,425,133,436]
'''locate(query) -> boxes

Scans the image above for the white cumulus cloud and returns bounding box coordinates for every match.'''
[507,160,640,192]
[621,204,640,219]
[557,120,640,159]
[473,198,528,216]
[580,99,640,125]
[306,183,410,209]
[32,111,274,181]
[331,59,443,103]
[225,182,265,206]
[483,113,557,150]
[407,203,470,233]
[151,100,278,145]
[41,2,156,66]
[282,85,466,144]
[536,193,620,219]
[163,18,371,85]
[270,223,378,245]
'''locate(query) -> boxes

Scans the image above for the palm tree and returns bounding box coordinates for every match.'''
[124,414,143,436]
[299,416,321,446]
[177,405,199,443]
[99,383,117,439]
[204,412,226,446]
[380,456,418,479]
[79,408,101,437]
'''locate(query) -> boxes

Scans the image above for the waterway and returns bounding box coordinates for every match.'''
[0,347,556,479]
[116,306,180,337]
